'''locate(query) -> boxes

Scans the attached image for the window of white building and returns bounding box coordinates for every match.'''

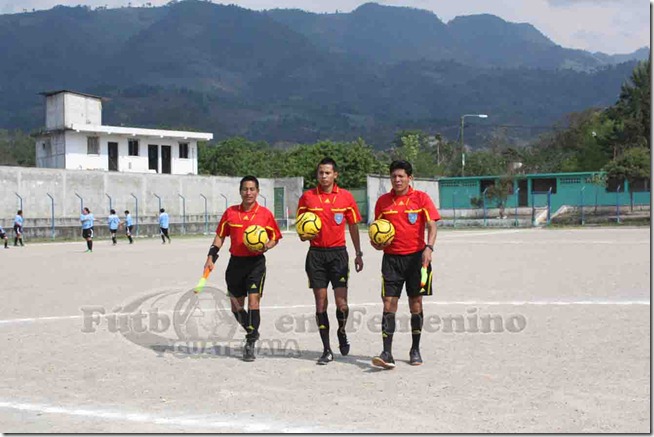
[87,136,100,155]
[179,142,189,159]
[128,139,140,156]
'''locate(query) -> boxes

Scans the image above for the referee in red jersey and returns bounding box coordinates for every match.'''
[370,160,440,369]
[204,176,282,362]
[297,157,364,365]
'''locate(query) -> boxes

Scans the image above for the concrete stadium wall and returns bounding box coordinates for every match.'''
[366,175,441,224]
[0,166,303,239]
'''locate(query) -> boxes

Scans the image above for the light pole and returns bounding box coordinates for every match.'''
[460,114,488,176]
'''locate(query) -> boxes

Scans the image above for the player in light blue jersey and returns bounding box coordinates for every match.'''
[124,210,134,244]
[0,224,8,249]
[107,209,120,246]
[159,208,170,244]
[13,210,24,247]
[80,207,95,252]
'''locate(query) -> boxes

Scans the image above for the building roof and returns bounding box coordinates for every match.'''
[39,90,105,100]
[69,123,213,141]
[438,171,604,182]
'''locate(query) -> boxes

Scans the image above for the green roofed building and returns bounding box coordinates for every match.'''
[438,171,650,212]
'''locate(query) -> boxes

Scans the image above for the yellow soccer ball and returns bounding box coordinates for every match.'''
[368,219,395,246]
[243,225,269,252]
[296,211,322,238]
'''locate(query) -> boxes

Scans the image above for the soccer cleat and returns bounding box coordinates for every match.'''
[337,332,350,356]
[84,249,92,253]
[316,349,334,365]
[246,330,260,343]
[243,341,256,362]
[409,348,423,366]
[372,351,396,369]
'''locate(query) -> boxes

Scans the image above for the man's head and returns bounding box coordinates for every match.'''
[17,210,22,215]
[124,210,130,215]
[317,157,338,190]
[110,209,116,215]
[389,160,413,195]
[240,175,260,206]
[160,208,165,213]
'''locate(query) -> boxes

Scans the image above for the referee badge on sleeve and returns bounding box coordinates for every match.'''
[407,212,418,224]
[334,213,344,225]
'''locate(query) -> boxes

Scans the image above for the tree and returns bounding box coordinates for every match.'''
[285,139,384,188]
[484,176,514,218]
[588,173,607,213]
[603,146,650,211]
[612,60,651,150]
[0,130,35,167]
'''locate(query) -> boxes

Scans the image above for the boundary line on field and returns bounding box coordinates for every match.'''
[0,300,648,326]
[0,400,333,433]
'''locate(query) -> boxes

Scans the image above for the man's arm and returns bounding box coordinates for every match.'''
[421,220,438,266]
[204,234,225,271]
[348,222,364,272]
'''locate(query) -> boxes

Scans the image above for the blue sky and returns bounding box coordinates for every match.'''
[0,0,649,54]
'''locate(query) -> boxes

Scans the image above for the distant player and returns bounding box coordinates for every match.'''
[107,209,120,246]
[296,157,364,365]
[13,210,24,247]
[159,208,171,244]
[124,210,134,244]
[203,175,282,361]
[0,224,9,249]
[370,160,440,369]
[80,207,95,253]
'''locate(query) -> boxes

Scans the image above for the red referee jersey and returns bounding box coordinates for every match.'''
[374,186,440,255]
[216,202,282,256]
[297,184,361,248]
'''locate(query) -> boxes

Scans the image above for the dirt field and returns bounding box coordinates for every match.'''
[0,227,649,432]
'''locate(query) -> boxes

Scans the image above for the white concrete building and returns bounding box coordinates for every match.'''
[35,90,213,175]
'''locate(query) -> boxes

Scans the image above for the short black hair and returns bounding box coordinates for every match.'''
[124,210,130,214]
[110,209,116,214]
[240,175,259,190]
[160,208,165,213]
[389,160,413,176]
[317,157,338,172]
[17,210,22,215]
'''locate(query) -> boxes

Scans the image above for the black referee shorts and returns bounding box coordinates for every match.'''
[305,246,349,290]
[225,255,266,298]
[82,228,94,239]
[381,250,433,298]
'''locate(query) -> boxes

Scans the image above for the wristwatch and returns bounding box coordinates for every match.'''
[356,251,363,257]
[424,244,434,251]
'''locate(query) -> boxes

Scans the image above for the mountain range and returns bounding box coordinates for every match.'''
[0,0,648,148]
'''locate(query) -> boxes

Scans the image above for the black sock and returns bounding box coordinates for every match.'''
[411,312,423,350]
[4,239,7,248]
[112,236,116,244]
[232,310,249,332]
[128,235,133,243]
[89,240,93,251]
[161,234,166,243]
[19,238,23,246]
[382,312,396,353]
[247,309,260,340]
[336,307,349,338]
[14,237,17,246]
[316,312,330,350]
